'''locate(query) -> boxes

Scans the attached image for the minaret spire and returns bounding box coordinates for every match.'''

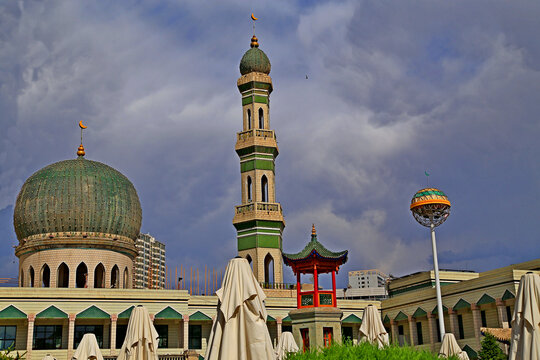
[77,121,87,157]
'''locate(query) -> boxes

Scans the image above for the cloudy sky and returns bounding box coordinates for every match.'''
[1,0,540,288]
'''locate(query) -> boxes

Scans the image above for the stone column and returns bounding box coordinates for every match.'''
[496,298,509,328]
[427,313,435,351]
[390,320,398,344]
[471,303,481,348]
[110,314,118,354]
[448,309,458,337]
[277,317,283,342]
[50,267,58,288]
[408,315,417,346]
[183,315,189,349]
[26,314,35,360]
[67,313,76,359]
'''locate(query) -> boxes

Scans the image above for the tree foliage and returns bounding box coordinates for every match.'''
[477,333,506,360]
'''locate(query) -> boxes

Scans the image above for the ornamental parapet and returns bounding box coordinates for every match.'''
[233,202,285,224]
[235,129,278,153]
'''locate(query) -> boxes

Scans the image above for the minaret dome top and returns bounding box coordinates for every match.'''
[239,35,271,75]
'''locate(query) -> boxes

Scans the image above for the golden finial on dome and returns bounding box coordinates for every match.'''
[77,121,87,157]
[250,35,259,48]
[312,224,316,236]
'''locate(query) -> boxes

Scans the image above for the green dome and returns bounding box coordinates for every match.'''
[13,157,142,241]
[240,47,271,75]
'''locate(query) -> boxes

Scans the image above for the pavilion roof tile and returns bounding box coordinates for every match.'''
[282,232,348,265]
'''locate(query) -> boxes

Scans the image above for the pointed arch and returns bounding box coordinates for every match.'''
[94,263,105,288]
[41,264,51,288]
[247,109,252,129]
[75,262,88,288]
[111,265,119,288]
[258,108,264,129]
[123,267,129,289]
[20,269,24,287]
[57,262,70,288]
[29,266,35,288]
[247,176,252,202]
[264,253,274,285]
[261,175,268,202]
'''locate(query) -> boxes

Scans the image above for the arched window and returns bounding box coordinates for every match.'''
[261,175,268,202]
[75,263,88,288]
[111,265,119,288]
[94,263,105,288]
[247,109,252,129]
[258,108,264,129]
[29,266,35,288]
[264,253,274,285]
[20,269,24,287]
[57,263,70,288]
[123,267,129,289]
[246,255,253,270]
[247,176,252,202]
[41,264,50,288]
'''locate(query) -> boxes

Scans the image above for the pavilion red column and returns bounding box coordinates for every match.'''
[331,270,337,306]
[296,272,301,309]
[314,264,319,307]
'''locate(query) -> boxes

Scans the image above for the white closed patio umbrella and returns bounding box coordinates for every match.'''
[205,257,274,360]
[439,333,469,360]
[42,355,56,360]
[509,272,540,360]
[275,332,299,360]
[117,305,159,360]
[358,305,389,348]
[72,333,103,360]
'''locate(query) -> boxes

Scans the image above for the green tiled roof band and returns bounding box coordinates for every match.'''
[414,190,447,198]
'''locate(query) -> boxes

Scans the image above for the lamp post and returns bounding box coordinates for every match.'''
[410,187,451,341]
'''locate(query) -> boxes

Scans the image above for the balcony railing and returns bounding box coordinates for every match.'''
[260,282,296,290]
[235,202,282,214]
[237,129,276,141]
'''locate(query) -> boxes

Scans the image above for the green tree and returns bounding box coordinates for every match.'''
[477,333,506,360]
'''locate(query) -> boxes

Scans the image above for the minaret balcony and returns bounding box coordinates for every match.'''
[233,201,285,224]
[235,129,279,153]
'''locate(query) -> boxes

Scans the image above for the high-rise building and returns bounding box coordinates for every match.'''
[134,233,166,289]
[336,269,389,300]
[233,34,285,285]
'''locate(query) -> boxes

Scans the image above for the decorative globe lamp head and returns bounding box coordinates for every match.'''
[410,188,451,227]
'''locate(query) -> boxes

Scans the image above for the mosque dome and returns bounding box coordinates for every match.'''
[13,157,142,242]
[239,35,271,75]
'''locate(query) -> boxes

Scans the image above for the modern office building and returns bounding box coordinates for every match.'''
[337,269,389,300]
[134,233,166,289]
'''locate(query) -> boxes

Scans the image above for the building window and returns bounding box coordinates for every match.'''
[506,306,512,328]
[41,264,50,288]
[116,325,127,349]
[76,263,88,288]
[435,320,441,342]
[301,328,310,352]
[457,314,464,339]
[416,322,423,345]
[34,325,63,349]
[247,176,252,202]
[481,310,487,327]
[258,108,264,129]
[341,326,353,342]
[188,324,202,350]
[0,326,16,350]
[154,325,168,348]
[247,109,251,129]
[323,327,333,347]
[261,175,268,202]
[74,325,103,348]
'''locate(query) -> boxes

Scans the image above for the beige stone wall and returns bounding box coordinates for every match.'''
[19,248,133,289]
[238,247,283,284]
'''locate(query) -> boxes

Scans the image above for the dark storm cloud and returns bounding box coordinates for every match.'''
[1,0,539,287]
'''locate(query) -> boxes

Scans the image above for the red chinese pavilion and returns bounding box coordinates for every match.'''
[283,225,348,309]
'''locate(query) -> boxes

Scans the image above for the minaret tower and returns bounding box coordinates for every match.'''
[233,33,285,285]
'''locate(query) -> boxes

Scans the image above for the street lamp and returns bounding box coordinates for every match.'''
[410,187,451,340]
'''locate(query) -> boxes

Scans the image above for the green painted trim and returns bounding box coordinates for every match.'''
[477,294,496,305]
[77,305,109,319]
[431,305,448,315]
[155,306,182,319]
[258,235,281,249]
[118,306,134,319]
[240,154,274,161]
[342,314,362,324]
[37,305,68,319]
[240,159,274,173]
[389,280,456,296]
[238,235,257,251]
[238,81,272,93]
[267,315,276,322]
[241,96,268,106]
[383,315,390,323]
[236,145,278,158]
[502,290,515,300]
[190,311,211,321]
[282,315,291,322]
[453,299,471,311]
[394,311,408,322]
[238,228,282,236]
[412,308,427,318]
[234,220,284,231]
[0,305,26,319]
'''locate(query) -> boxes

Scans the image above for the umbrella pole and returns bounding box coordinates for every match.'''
[431,222,446,340]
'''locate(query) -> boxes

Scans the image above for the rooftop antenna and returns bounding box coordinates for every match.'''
[77,121,87,157]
